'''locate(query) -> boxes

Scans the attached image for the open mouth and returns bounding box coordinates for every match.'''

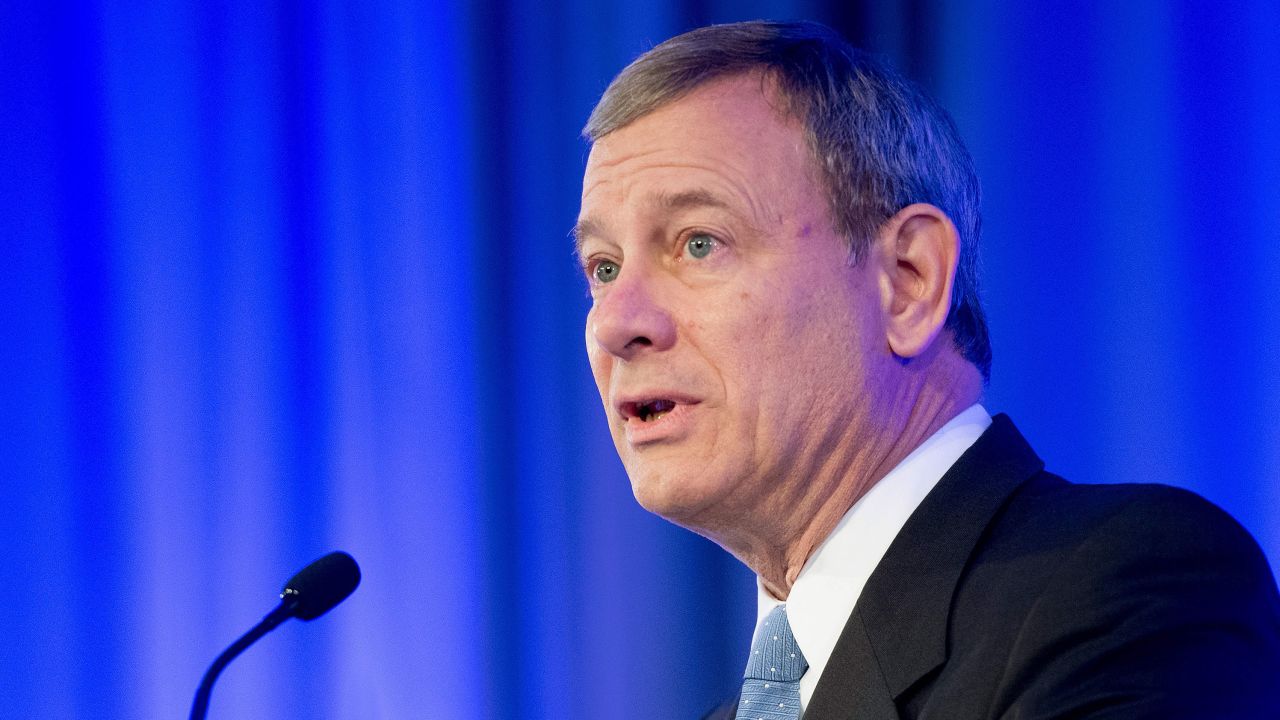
[627,399,677,422]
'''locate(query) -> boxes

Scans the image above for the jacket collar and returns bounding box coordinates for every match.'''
[804,414,1044,720]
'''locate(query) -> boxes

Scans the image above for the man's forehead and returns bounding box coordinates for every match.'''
[590,68,790,137]
[588,73,795,160]
[582,80,803,186]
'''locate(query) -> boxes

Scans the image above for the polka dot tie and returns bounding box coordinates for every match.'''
[735,605,808,720]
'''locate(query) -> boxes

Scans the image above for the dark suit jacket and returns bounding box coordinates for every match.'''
[706,415,1280,719]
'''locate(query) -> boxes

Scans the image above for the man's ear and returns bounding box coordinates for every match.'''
[875,203,960,359]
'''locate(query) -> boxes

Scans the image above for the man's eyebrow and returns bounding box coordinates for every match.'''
[571,217,603,261]
[573,189,739,258]
[653,188,732,214]
[653,188,756,234]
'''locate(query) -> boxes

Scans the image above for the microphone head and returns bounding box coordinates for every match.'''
[281,551,361,621]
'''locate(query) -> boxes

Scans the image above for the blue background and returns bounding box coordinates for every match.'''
[2,1,1277,717]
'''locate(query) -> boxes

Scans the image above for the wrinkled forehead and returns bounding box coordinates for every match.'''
[584,65,802,143]
[587,70,799,151]
[581,73,812,195]
[575,75,829,257]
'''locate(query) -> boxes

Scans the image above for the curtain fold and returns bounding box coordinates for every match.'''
[2,1,1276,717]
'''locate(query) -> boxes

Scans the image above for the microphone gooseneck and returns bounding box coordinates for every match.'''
[189,551,361,720]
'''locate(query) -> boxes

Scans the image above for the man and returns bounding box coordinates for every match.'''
[575,20,1280,719]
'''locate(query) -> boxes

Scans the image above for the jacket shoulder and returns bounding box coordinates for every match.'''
[946,476,1280,718]
[1003,476,1274,580]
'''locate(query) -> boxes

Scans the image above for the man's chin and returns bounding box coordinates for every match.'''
[628,470,724,526]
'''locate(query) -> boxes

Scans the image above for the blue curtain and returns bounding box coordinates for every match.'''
[1,1,1276,717]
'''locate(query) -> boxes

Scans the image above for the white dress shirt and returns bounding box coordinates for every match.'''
[749,404,992,713]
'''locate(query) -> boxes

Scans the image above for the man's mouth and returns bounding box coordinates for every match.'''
[621,398,679,422]
[636,399,676,422]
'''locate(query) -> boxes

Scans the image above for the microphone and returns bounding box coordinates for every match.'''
[189,551,361,720]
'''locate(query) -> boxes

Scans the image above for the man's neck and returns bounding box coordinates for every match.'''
[745,359,983,600]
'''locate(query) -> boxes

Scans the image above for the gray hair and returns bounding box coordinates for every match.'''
[584,20,991,381]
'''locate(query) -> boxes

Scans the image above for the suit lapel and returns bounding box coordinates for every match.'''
[802,607,899,720]
[804,415,1043,719]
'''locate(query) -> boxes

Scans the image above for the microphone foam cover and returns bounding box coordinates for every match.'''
[281,551,361,621]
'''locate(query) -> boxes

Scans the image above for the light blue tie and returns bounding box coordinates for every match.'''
[735,605,809,720]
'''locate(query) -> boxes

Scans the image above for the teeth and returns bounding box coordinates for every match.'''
[636,399,675,422]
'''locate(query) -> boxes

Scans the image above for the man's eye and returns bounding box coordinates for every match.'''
[685,233,717,259]
[593,259,620,283]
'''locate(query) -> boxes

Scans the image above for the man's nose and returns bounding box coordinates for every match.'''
[589,269,677,360]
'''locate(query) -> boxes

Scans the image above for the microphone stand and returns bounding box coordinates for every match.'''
[187,552,357,719]
[189,599,296,720]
